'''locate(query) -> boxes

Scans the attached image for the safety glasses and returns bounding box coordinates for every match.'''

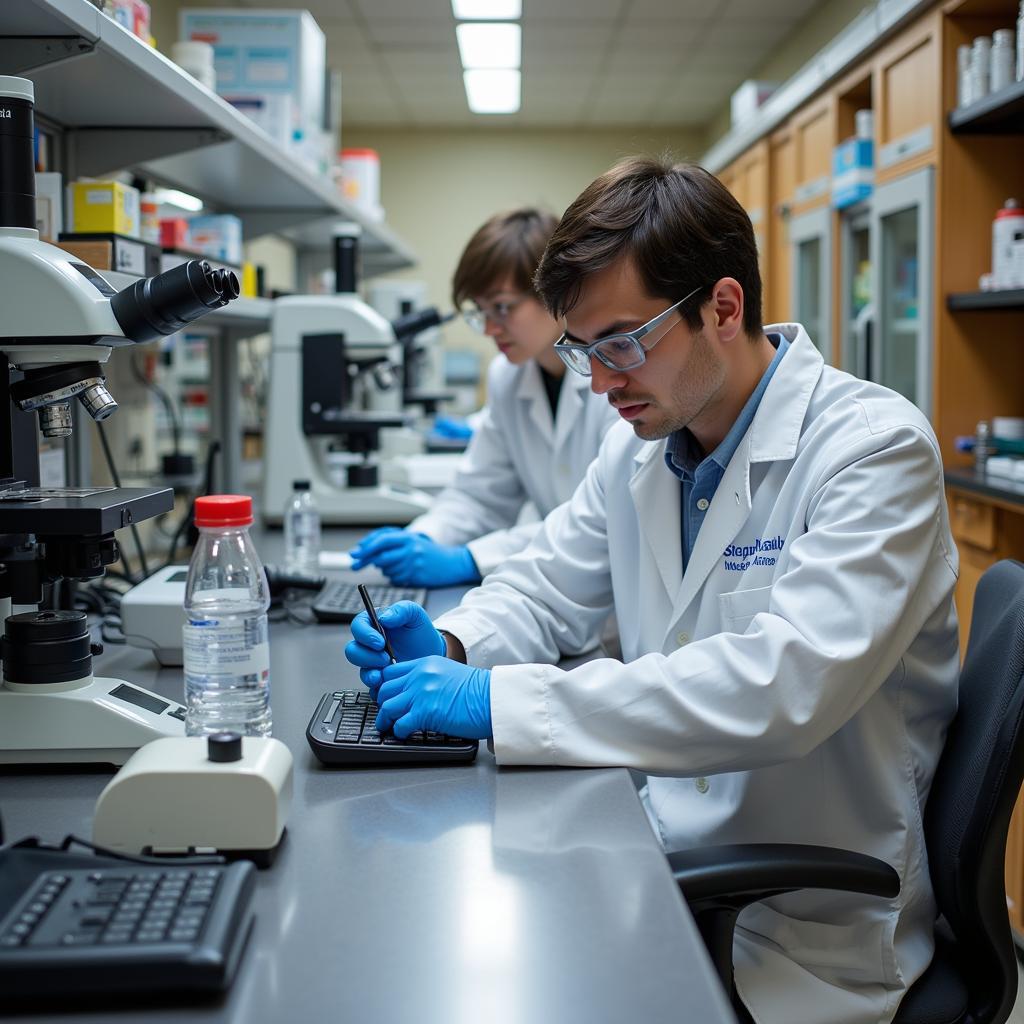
[553,284,705,377]
[460,294,528,335]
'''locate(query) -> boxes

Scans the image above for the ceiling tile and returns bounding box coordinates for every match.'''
[626,0,711,18]
[721,0,818,19]
[351,0,453,19]
[379,49,459,75]
[700,19,796,54]
[364,20,456,48]
[522,0,625,20]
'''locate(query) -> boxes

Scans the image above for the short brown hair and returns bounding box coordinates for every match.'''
[452,208,559,308]
[534,157,763,336]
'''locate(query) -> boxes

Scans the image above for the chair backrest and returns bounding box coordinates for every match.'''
[923,559,1024,1024]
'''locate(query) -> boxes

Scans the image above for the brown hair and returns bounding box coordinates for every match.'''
[452,208,559,308]
[534,157,763,337]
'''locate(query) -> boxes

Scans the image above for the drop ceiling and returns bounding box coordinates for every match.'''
[180,0,824,128]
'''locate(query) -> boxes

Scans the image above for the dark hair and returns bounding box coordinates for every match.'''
[533,157,763,337]
[452,208,559,308]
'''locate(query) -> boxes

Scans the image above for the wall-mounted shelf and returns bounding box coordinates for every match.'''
[947,290,1024,311]
[948,79,1024,134]
[4,0,415,277]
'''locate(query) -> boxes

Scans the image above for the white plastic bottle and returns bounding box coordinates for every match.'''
[992,199,1024,288]
[283,480,321,575]
[183,494,271,737]
[992,29,1015,93]
[1018,1,1024,81]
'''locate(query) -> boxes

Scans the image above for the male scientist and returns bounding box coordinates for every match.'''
[345,157,960,1024]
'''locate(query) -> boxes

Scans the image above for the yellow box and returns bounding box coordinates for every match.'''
[241,261,258,298]
[67,181,140,238]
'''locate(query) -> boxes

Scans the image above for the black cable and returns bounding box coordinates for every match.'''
[131,351,181,456]
[95,420,150,581]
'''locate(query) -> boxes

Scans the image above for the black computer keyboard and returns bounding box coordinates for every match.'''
[311,581,428,623]
[306,690,478,766]
[0,861,255,999]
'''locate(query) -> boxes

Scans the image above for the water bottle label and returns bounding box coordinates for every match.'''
[182,617,270,685]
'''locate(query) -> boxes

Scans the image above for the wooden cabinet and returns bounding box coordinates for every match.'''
[791,96,836,213]
[767,124,796,324]
[872,11,940,182]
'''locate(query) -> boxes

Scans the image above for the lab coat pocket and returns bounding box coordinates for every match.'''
[719,584,773,633]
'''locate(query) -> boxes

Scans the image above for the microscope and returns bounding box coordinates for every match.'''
[262,226,446,525]
[0,77,241,765]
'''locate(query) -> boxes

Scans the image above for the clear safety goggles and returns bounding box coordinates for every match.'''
[553,284,704,377]
[460,294,528,335]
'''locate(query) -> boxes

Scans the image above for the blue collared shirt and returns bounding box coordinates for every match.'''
[664,333,789,570]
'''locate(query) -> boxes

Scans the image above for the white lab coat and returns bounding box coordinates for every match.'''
[435,324,960,1024]
[408,354,618,575]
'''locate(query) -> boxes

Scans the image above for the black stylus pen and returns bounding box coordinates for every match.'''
[357,584,397,664]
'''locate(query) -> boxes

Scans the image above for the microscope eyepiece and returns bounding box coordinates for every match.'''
[110,260,240,344]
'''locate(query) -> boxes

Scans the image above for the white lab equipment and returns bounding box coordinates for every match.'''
[262,226,443,525]
[992,199,1024,287]
[0,76,239,765]
[437,324,958,1024]
[93,734,293,865]
[120,564,190,666]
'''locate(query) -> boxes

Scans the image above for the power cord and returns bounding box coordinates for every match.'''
[131,351,183,462]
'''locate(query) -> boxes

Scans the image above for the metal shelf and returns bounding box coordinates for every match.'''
[947,289,1024,311]
[948,79,1024,135]
[5,0,415,276]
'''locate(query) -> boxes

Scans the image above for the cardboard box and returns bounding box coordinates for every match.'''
[57,232,160,277]
[831,138,874,209]
[67,180,140,238]
[180,9,325,163]
[35,172,63,240]
[160,218,190,249]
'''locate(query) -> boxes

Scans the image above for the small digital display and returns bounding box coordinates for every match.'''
[167,571,189,583]
[108,683,169,715]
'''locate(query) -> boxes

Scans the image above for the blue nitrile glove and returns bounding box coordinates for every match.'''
[344,601,445,695]
[375,656,492,740]
[350,530,481,588]
[433,415,474,441]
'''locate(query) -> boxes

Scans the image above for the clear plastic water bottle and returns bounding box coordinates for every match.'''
[283,479,321,575]
[183,494,271,737]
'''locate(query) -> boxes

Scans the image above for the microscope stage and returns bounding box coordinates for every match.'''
[0,486,173,534]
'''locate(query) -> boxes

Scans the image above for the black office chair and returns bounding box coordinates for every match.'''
[670,559,1024,1024]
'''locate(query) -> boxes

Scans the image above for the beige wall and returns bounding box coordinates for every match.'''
[343,127,704,360]
[702,0,871,152]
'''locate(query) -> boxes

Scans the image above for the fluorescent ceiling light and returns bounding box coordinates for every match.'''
[457,22,521,69]
[463,69,520,114]
[452,0,521,18]
[153,187,203,212]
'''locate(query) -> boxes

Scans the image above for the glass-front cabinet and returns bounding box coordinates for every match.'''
[789,206,832,359]
[868,167,934,415]
[839,204,872,378]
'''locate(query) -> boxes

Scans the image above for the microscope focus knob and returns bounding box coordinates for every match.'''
[207,732,243,763]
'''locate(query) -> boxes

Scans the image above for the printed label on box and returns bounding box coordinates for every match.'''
[87,192,113,205]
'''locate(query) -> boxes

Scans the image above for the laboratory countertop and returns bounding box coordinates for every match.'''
[0,529,735,1024]
[944,465,1024,510]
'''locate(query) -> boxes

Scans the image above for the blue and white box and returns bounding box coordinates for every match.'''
[180,9,325,165]
[832,137,874,209]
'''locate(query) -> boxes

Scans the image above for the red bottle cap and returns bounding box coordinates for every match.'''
[194,495,253,528]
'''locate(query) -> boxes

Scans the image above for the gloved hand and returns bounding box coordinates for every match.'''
[344,600,445,695]
[349,530,481,587]
[375,656,492,740]
[432,415,474,441]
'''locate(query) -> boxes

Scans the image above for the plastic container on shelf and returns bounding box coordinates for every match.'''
[958,43,973,106]
[171,40,216,91]
[283,480,321,575]
[182,495,272,738]
[971,34,992,103]
[139,192,160,245]
[992,29,1015,93]
[339,148,382,221]
[992,199,1024,288]
[1018,1,1024,81]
